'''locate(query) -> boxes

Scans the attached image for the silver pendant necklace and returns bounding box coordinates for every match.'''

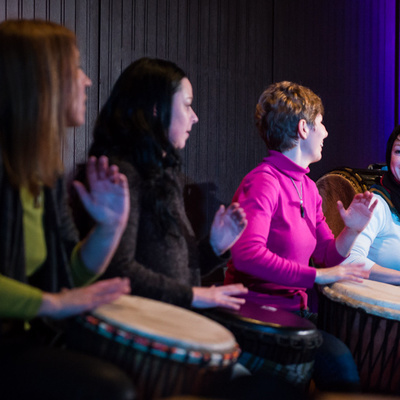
[290,177,304,218]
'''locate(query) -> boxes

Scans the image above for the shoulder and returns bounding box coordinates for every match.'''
[235,161,281,208]
[243,161,281,190]
[303,175,320,196]
[372,193,395,218]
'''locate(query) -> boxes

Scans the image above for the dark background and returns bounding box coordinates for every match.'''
[1,0,397,236]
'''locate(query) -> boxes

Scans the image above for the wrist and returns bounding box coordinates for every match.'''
[38,292,60,317]
[209,238,222,256]
[342,225,362,236]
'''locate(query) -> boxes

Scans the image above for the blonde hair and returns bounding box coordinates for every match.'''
[255,81,324,152]
[0,19,77,196]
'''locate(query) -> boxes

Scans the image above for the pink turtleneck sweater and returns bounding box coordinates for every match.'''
[225,151,344,310]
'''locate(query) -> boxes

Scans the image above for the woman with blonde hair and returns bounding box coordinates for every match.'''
[0,19,135,400]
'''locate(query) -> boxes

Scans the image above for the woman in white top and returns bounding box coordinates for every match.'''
[344,125,400,284]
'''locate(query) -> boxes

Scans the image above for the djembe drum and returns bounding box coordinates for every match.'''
[201,298,323,390]
[316,167,383,237]
[67,295,240,400]
[318,279,400,394]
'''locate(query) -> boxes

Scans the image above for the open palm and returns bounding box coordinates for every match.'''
[73,156,130,228]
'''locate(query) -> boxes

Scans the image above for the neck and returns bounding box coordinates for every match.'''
[282,146,310,169]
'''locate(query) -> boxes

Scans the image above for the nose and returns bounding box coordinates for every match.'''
[85,73,92,87]
[192,109,199,124]
[80,68,92,87]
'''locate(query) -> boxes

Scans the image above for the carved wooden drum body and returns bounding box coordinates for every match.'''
[319,279,400,393]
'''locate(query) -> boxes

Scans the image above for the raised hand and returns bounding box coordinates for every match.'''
[210,202,247,256]
[338,191,377,233]
[73,156,130,229]
[192,284,248,309]
[38,277,131,319]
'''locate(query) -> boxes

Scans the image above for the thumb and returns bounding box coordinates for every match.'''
[337,200,345,218]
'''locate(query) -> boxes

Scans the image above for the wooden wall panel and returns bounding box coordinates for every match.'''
[97,0,273,235]
[0,0,397,232]
[273,0,396,180]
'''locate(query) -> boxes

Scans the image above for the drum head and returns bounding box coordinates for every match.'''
[322,279,400,320]
[206,299,317,335]
[316,168,383,238]
[92,295,237,352]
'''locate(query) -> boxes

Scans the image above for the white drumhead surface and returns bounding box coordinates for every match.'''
[92,295,237,352]
[323,279,400,319]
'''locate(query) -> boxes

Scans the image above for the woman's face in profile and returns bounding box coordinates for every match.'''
[168,77,199,149]
[65,47,92,127]
[390,135,400,183]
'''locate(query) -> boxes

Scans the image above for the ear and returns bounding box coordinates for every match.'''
[297,119,310,140]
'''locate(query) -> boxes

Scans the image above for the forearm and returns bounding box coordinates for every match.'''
[80,223,126,275]
[0,275,42,319]
[369,264,400,285]
[335,226,361,257]
[232,242,316,287]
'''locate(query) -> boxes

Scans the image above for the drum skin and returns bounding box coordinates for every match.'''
[316,167,383,237]
[201,299,322,389]
[66,295,239,400]
[318,280,400,394]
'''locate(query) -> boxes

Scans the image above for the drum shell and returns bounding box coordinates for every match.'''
[66,296,239,400]
[318,284,400,394]
[201,301,322,389]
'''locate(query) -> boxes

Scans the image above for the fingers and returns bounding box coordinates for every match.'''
[217,283,248,296]
[86,155,127,187]
[86,156,107,186]
[210,285,247,310]
[95,155,109,181]
[74,278,130,311]
[89,277,131,295]
[218,300,243,310]
[225,203,247,227]
[369,198,378,213]
[213,205,225,222]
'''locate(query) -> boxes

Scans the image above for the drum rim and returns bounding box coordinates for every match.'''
[322,281,400,321]
[76,313,240,366]
[202,308,320,338]
[317,167,383,194]
[90,295,238,353]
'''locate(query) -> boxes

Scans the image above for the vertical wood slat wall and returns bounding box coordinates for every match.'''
[273,0,396,180]
[0,0,397,234]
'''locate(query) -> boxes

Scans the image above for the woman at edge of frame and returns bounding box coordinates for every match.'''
[343,125,400,284]
[0,19,135,400]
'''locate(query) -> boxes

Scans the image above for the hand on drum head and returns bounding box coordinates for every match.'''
[210,202,247,256]
[37,277,130,319]
[315,263,370,285]
[192,284,248,309]
[72,156,130,230]
[337,191,378,233]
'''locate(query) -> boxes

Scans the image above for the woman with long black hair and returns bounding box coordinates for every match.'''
[80,57,248,310]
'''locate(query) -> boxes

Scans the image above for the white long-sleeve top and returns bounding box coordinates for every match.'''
[343,194,400,271]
